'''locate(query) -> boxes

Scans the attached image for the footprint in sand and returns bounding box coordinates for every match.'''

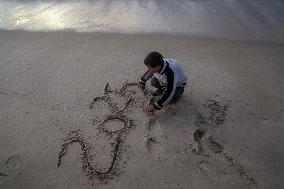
[144,118,157,153]
[190,127,207,155]
[0,172,8,185]
[146,137,158,152]
[5,155,22,170]
[144,117,167,161]
[196,159,230,182]
[0,154,23,184]
[206,135,224,154]
[190,128,224,155]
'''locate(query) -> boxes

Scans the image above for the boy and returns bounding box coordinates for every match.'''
[139,51,187,112]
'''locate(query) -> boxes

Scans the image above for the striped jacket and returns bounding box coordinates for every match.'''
[139,59,187,109]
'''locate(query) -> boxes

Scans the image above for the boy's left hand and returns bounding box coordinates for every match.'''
[145,104,155,112]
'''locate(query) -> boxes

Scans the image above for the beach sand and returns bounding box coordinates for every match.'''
[0,30,283,189]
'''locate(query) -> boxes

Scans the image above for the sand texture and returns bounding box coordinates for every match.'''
[0,30,284,189]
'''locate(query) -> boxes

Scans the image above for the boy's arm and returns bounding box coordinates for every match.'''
[139,71,153,86]
[154,69,177,110]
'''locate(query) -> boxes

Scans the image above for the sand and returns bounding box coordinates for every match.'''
[0,29,284,189]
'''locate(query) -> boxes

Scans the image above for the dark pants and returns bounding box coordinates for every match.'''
[150,77,184,104]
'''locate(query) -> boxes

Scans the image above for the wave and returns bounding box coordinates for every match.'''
[0,0,283,43]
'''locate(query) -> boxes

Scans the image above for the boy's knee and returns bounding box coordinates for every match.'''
[150,78,160,88]
[170,87,184,104]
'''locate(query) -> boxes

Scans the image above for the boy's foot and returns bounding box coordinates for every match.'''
[151,88,163,96]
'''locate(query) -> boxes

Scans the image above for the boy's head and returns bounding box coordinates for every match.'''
[144,51,164,73]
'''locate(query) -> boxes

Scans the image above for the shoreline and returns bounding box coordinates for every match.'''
[1,29,284,46]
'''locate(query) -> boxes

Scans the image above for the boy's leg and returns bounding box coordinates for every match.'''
[170,87,184,104]
[150,77,164,96]
[150,77,162,88]
[150,77,184,103]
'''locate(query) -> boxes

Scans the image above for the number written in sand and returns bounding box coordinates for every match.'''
[58,82,145,183]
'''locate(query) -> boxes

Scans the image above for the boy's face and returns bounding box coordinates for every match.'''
[146,65,161,73]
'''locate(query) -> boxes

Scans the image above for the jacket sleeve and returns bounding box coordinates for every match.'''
[139,71,153,85]
[154,68,177,109]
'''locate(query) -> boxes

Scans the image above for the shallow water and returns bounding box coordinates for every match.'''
[0,0,284,43]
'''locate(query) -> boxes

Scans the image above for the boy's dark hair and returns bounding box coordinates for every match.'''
[144,51,164,67]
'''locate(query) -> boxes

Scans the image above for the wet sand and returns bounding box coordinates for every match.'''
[0,30,284,189]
